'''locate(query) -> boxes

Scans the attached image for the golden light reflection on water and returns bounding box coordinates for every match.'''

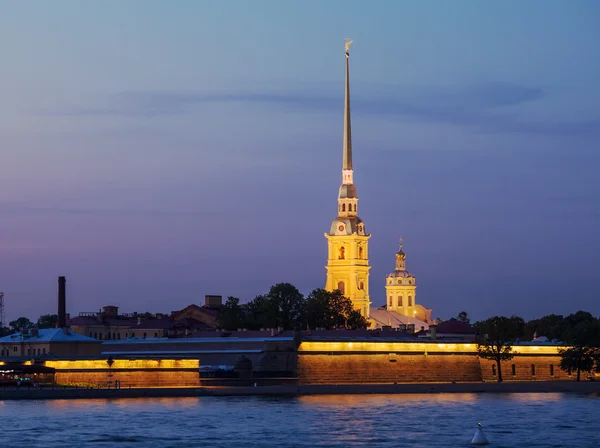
[298,393,479,408]
[45,396,202,411]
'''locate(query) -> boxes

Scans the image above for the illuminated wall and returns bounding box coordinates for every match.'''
[45,359,200,388]
[298,341,576,383]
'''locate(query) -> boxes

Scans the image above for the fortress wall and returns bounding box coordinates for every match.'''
[55,370,200,387]
[479,356,574,382]
[298,353,483,384]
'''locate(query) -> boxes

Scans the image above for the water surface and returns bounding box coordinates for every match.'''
[1,393,598,447]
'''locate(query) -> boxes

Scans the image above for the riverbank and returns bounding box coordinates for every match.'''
[1,381,600,400]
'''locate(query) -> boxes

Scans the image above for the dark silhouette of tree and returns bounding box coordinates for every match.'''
[474,316,524,382]
[9,317,33,332]
[305,289,369,330]
[37,314,58,329]
[456,311,470,324]
[558,313,600,381]
[266,283,305,330]
[523,314,566,341]
[216,297,245,330]
[0,326,12,337]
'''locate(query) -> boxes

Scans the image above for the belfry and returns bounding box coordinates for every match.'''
[324,38,371,318]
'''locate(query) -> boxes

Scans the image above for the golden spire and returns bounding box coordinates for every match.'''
[342,37,353,171]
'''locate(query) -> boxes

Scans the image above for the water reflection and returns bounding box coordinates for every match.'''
[2,393,599,448]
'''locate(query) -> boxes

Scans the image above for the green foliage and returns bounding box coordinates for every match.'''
[474,316,525,382]
[9,317,33,332]
[557,313,600,381]
[456,311,470,324]
[245,283,305,330]
[305,289,370,330]
[37,314,58,329]
[216,297,245,330]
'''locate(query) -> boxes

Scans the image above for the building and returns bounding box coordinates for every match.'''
[324,39,371,318]
[384,241,432,323]
[324,41,433,326]
[69,296,221,340]
[0,327,101,358]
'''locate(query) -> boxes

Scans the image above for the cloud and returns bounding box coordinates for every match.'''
[45,83,600,136]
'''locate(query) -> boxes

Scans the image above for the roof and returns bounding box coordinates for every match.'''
[436,318,475,335]
[0,328,98,343]
[369,309,429,331]
[68,316,137,327]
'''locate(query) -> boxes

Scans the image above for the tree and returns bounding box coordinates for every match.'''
[265,283,305,330]
[0,326,12,337]
[456,312,470,324]
[305,289,370,330]
[558,314,600,381]
[37,314,58,329]
[474,316,524,382]
[523,314,565,341]
[216,297,245,330]
[9,317,33,332]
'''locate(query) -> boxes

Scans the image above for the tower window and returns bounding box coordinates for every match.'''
[359,247,364,259]
[360,281,364,290]
[337,281,345,295]
[398,279,402,284]
[354,204,357,212]
[399,297,403,306]
[408,296,413,306]
[388,296,392,307]
[342,204,346,212]
[338,246,345,259]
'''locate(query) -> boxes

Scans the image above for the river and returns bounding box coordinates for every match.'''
[1,393,598,447]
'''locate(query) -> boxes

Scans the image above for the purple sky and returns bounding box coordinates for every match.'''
[1,1,599,323]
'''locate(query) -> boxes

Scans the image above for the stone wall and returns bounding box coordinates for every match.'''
[479,356,574,382]
[298,353,483,384]
[55,369,200,387]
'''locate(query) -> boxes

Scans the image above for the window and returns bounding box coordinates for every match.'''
[354,204,357,212]
[342,204,346,212]
[27,348,31,356]
[492,365,497,376]
[399,297,403,306]
[143,332,147,339]
[388,296,392,307]
[13,346,17,352]
[359,247,364,259]
[359,281,364,290]
[337,281,345,295]
[408,296,413,306]
[112,333,116,340]
[531,364,536,376]
[154,332,158,338]
[338,246,345,259]
[512,364,516,376]
[42,348,46,355]
[550,364,554,377]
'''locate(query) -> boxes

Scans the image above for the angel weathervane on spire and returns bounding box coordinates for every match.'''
[399,237,403,250]
[345,36,353,53]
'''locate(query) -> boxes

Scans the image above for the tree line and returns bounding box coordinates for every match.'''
[216,283,370,331]
[472,311,600,382]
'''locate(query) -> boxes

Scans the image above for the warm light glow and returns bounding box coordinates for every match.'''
[299,341,478,353]
[45,359,199,370]
[299,341,566,355]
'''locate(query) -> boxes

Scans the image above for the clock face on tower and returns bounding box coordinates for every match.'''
[338,224,345,232]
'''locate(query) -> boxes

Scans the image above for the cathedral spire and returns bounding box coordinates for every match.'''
[343,37,353,174]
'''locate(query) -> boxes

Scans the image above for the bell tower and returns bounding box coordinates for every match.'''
[385,239,417,318]
[324,38,371,317]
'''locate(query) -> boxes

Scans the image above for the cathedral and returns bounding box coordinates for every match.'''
[324,40,432,330]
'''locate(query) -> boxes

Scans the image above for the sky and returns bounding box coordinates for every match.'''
[1,0,599,323]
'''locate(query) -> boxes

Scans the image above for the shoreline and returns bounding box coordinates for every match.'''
[1,381,599,401]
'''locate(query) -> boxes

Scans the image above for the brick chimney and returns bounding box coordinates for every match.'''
[57,276,67,328]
